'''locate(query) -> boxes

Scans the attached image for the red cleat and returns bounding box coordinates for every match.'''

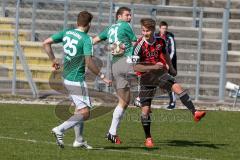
[145,137,154,148]
[106,133,122,144]
[194,111,206,122]
[115,136,121,144]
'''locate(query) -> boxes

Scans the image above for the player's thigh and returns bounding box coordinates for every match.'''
[117,88,131,106]
[74,106,90,119]
[159,73,176,92]
[64,79,92,109]
[112,57,133,89]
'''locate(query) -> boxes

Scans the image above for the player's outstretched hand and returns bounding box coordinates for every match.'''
[102,78,112,87]
[52,59,60,70]
[153,62,164,70]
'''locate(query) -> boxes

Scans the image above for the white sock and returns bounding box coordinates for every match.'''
[56,114,84,133]
[109,105,125,135]
[74,122,84,142]
[172,92,176,102]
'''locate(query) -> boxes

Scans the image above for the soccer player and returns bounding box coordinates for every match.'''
[93,6,137,144]
[133,18,206,148]
[157,21,177,110]
[43,11,111,149]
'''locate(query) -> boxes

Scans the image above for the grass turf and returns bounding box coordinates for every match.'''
[0,103,239,160]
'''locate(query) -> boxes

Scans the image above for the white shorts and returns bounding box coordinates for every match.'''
[64,79,92,110]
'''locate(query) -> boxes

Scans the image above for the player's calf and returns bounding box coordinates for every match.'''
[178,90,206,122]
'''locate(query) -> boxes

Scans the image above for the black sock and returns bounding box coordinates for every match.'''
[141,114,151,138]
[179,91,196,115]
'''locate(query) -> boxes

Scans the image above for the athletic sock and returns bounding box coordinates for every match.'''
[56,114,84,133]
[179,91,196,114]
[109,105,125,135]
[74,121,84,142]
[172,92,176,103]
[169,92,176,104]
[141,113,151,138]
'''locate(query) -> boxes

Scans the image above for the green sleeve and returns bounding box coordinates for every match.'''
[124,23,137,42]
[51,30,65,43]
[98,27,109,41]
[83,37,93,56]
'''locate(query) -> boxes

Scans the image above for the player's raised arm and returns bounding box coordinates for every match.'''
[43,37,60,70]
[92,36,102,45]
[164,48,177,76]
[85,56,112,85]
[133,63,164,72]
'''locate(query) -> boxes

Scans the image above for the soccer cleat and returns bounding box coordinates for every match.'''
[105,132,121,144]
[51,127,64,148]
[73,140,93,149]
[166,102,176,110]
[194,111,206,122]
[145,137,154,148]
[133,97,141,107]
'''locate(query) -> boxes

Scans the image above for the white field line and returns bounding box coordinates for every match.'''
[0,135,209,160]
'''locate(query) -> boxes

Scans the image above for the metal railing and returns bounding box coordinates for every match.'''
[1,0,6,17]
[219,0,231,102]
[30,0,68,41]
[195,8,203,101]
[12,0,39,97]
[0,0,235,101]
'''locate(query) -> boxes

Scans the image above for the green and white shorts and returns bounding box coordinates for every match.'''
[64,79,92,109]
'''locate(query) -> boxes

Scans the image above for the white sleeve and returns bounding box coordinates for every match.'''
[169,36,175,60]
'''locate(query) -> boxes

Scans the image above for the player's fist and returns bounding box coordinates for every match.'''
[153,62,164,70]
[109,41,125,55]
[52,59,60,70]
[102,78,112,87]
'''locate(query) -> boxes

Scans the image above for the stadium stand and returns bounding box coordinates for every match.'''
[0,0,239,99]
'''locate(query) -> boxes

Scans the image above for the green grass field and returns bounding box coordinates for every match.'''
[0,103,239,160]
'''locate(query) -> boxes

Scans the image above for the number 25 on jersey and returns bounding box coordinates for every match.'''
[63,36,78,56]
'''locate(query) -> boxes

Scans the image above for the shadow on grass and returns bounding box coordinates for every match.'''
[157,140,228,149]
[103,145,160,151]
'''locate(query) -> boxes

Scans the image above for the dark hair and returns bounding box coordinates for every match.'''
[116,7,131,20]
[77,11,93,27]
[159,21,168,27]
[140,18,156,30]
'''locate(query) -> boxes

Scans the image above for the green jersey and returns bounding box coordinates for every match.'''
[98,20,137,62]
[51,29,93,82]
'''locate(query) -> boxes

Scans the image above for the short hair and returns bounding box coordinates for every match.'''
[77,11,93,27]
[140,18,156,30]
[159,21,168,27]
[116,7,131,20]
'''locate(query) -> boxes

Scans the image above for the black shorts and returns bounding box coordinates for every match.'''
[138,72,176,107]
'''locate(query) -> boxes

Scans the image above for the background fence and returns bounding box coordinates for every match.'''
[0,0,239,103]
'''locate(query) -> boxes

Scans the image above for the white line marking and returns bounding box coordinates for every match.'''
[0,135,209,160]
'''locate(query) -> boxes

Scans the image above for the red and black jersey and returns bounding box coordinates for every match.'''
[134,36,167,76]
[134,36,167,65]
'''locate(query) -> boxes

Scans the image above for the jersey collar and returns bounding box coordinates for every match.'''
[75,28,85,32]
[143,36,156,45]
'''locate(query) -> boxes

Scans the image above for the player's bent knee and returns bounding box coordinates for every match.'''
[141,113,151,124]
[172,83,184,94]
[75,107,90,120]
[141,106,151,114]
[160,75,176,92]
